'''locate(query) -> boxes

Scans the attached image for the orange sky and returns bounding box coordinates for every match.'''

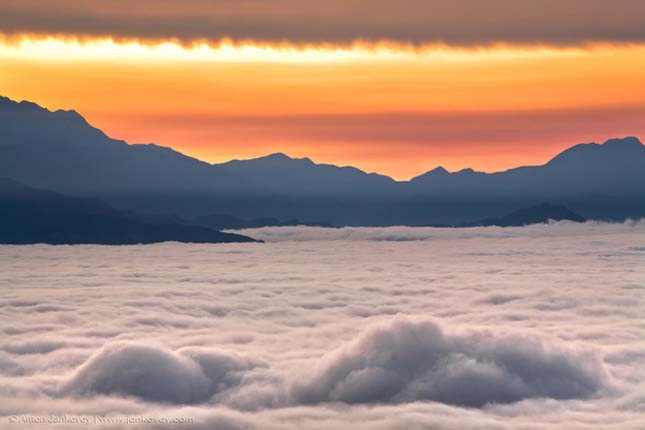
[2,36,645,179]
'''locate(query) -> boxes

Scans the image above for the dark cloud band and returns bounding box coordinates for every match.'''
[1,0,645,46]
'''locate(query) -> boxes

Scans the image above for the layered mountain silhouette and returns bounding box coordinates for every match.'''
[0,178,257,245]
[1,95,644,226]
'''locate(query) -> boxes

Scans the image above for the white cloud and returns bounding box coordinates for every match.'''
[231,219,645,242]
[291,317,608,407]
[0,222,644,429]
[60,342,263,405]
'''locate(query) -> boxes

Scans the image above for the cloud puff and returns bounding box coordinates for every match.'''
[60,342,263,405]
[292,318,608,407]
[2,0,645,47]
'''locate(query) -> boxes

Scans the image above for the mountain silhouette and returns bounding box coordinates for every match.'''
[1,95,644,225]
[458,203,586,227]
[216,152,397,196]
[410,136,645,195]
[0,96,254,195]
[0,178,257,245]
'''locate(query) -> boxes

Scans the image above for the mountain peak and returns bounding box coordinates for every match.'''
[0,96,88,126]
[54,108,85,121]
[263,152,292,161]
[0,95,14,106]
[547,135,644,166]
[0,96,45,113]
[430,166,449,175]
[251,153,318,166]
[456,168,482,175]
[408,166,449,184]
[602,136,643,148]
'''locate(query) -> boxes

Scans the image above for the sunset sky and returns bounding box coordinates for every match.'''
[2,1,645,179]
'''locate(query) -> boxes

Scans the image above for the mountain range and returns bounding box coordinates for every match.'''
[1,95,644,226]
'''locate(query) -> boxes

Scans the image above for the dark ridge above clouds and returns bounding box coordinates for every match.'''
[2,0,645,47]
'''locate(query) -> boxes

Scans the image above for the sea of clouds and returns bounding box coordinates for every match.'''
[1,221,644,429]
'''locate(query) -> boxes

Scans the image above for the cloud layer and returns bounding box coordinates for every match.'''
[234,219,645,242]
[1,222,644,429]
[2,0,645,47]
[292,318,607,407]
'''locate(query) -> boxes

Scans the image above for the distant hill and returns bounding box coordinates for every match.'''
[0,178,258,245]
[2,95,645,225]
[459,203,586,227]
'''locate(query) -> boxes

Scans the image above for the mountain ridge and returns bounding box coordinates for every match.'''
[4,96,643,182]
[1,95,644,225]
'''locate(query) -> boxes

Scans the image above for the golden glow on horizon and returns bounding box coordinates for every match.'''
[0,36,405,63]
[0,35,597,63]
[2,35,645,179]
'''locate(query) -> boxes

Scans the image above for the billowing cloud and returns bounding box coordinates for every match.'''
[60,342,264,404]
[55,317,609,409]
[291,317,607,407]
[1,0,645,47]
